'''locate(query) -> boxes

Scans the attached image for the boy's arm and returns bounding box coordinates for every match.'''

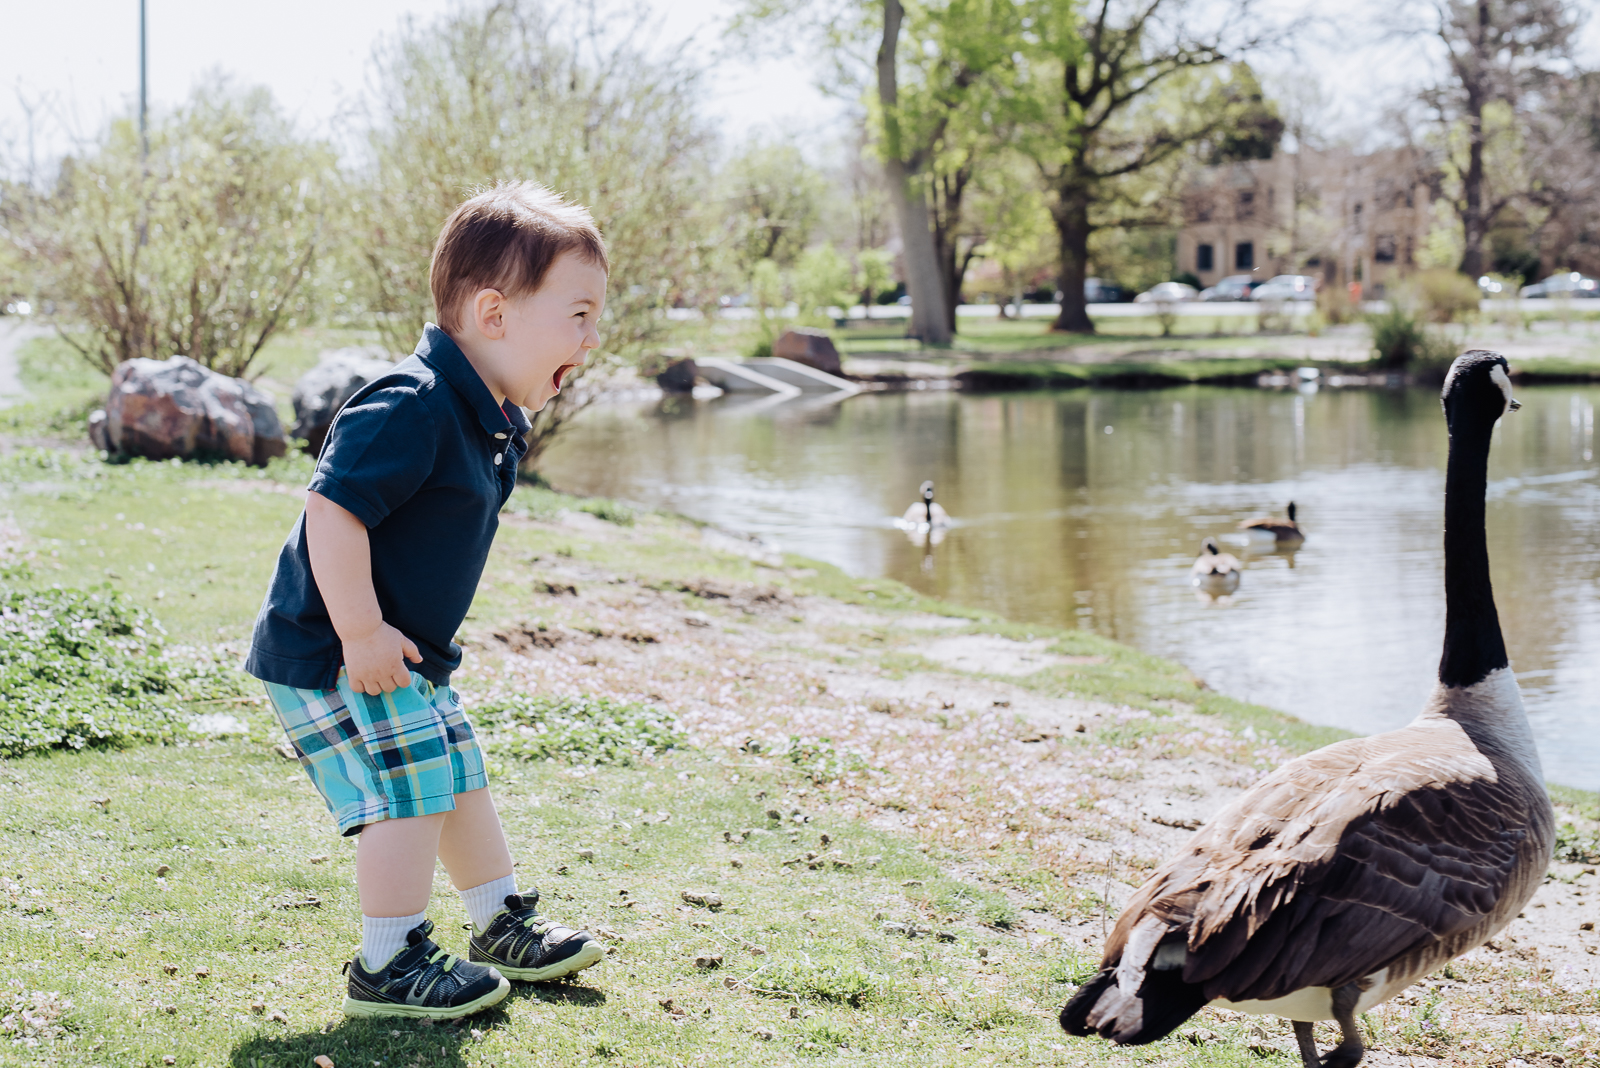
[305,491,422,695]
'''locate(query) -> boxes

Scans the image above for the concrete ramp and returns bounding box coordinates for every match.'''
[742,357,860,395]
[695,357,801,397]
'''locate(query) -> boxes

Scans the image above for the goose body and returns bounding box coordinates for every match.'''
[900,480,951,530]
[1191,537,1241,595]
[1063,352,1553,1068]
[1239,501,1304,548]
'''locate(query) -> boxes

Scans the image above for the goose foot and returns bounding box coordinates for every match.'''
[1290,985,1366,1068]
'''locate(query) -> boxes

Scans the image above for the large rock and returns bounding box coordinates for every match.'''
[291,347,395,453]
[655,357,699,393]
[98,356,286,466]
[772,328,843,376]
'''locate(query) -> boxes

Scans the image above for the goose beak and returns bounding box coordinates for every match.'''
[1507,398,1521,412]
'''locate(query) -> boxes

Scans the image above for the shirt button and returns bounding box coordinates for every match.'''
[494,453,503,465]
[494,432,506,440]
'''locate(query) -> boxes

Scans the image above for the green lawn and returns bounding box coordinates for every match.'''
[3,335,1597,1068]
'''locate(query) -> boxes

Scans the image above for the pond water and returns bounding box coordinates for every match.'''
[541,384,1600,792]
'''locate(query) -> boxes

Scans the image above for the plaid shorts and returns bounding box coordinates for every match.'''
[263,670,488,836]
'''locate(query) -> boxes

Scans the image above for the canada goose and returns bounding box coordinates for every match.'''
[901,480,951,529]
[1190,537,1241,595]
[1061,351,1552,1068]
[1239,502,1304,549]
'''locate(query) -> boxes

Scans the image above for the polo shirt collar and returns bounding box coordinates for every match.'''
[416,323,530,438]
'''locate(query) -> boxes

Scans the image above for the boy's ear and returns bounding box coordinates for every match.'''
[470,288,507,340]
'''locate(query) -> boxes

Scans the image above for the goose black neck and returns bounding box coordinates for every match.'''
[1438,421,1507,687]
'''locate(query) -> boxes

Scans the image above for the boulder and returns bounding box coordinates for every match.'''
[291,347,395,454]
[772,328,843,376]
[655,357,699,393]
[101,356,287,466]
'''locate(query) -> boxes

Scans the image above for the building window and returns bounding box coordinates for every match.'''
[1197,244,1214,272]
[1235,242,1254,270]
[1374,234,1396,263]
[1236,191,1255,220]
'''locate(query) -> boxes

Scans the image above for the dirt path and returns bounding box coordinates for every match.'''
[0,318,43,404]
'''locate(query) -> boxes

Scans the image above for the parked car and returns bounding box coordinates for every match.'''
[1132,281,1199,304]
[1199,274,1261,302]
[1520,272,1600,299]
[1083,277,1129,303]
[1251,274,1318,302]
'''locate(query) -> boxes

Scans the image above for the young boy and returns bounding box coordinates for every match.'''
[247,181,608,1020]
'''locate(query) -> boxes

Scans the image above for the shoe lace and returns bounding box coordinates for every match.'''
[425,947,459,973]
[519,912,554,936]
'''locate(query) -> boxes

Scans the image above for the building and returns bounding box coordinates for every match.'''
[1176,147,1433,297]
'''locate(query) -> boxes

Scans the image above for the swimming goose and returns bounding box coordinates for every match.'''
[1239,502,1304,549]
[1190,538,1241,595]
[901,480,951,529]
[1061,350,1553,1068]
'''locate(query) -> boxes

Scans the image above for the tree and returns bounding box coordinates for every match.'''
[1414,0,1583,278]
[735,0,1030,343]
[721,138,826,273]
[1521,71,1600,276]
[1010,1,1284,333]
[352,0,718,468]
[3,79,334,377]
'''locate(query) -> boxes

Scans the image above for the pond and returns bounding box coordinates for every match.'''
[541,383,1600,792]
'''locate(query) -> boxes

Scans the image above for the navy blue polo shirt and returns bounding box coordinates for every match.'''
[246,324,531,690]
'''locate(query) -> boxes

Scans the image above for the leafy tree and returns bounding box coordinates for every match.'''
[1009,1,1285,333]
[735,0,1030,343]
[1412,0,1583,278]
[3,79,334,377]
[351,0,718,468]
[721,138,826,273]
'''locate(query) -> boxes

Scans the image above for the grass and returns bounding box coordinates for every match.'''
[3,340,1597,1067]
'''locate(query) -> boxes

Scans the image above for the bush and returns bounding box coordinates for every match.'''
[5,79,336,377]
[1317,283,1357,324]
[1368,304,1456,370]
[1414,269,1482,324]
[479,693,682,766]
[0,572,185,755]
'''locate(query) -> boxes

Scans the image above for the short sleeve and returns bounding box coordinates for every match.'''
[307,387,438,528]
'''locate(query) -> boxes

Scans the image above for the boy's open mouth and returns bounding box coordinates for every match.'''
[552,363,578,391]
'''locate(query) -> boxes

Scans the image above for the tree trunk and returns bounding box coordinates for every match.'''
[1050,187,1095,333]
[1457,0,1491,280]
[1458,89,1487,279]
[877,0,952,345]
[932,175,967,335]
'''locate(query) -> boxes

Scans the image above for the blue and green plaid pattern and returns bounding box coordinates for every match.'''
[264,670,487,835]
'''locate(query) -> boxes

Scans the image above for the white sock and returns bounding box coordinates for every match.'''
[362,910,428,971]
[459,874,518,931]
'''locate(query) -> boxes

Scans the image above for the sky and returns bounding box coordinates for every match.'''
[3,0,1598,172]
[0,0,849,169]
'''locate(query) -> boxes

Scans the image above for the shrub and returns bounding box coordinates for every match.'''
[0,572,184,755]
[6,79,336,377]
[1317,283,1357,325]
[479,693,682,766]
[1368,304,1456,370]
[1414,269,1482,324]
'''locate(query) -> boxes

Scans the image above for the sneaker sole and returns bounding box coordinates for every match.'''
[490,939,604,982]
[342,975,511,1020]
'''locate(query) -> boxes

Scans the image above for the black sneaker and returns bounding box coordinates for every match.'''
[343,919,510,1020]
[468,891,604,982]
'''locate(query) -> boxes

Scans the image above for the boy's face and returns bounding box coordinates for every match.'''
[459,251,608,412]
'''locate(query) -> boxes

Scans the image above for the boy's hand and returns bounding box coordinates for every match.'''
[342,621,424,695]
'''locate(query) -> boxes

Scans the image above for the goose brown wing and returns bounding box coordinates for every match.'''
[1106,730,1533,1004]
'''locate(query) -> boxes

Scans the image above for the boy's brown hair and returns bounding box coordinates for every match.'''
[429,180,609,333]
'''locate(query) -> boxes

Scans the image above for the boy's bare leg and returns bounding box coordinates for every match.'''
[437,787,514,890]
[356,811,447,916]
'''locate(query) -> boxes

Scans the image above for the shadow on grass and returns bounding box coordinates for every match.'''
[227,981,606,1067]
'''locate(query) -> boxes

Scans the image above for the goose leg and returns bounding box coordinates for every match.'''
[1292,1021,1321,1068]
[1323,983,1366,1068]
